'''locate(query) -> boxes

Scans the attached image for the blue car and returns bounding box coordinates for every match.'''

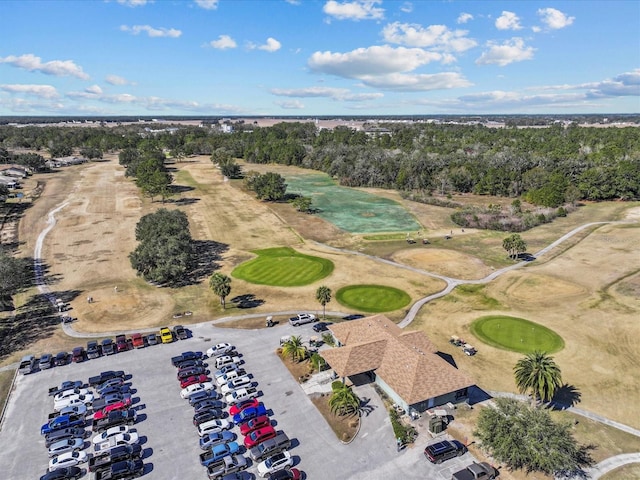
[199,430,235,451]
[232,404,267,425]
[200,441,240,466]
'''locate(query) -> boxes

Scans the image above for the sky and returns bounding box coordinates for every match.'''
[0,0,639,116]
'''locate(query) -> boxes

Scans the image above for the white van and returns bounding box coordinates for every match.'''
[18,354,36,374]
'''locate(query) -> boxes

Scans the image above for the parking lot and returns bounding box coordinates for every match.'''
[0,320,478,479]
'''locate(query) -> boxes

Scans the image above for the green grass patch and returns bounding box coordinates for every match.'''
[362,233,410,241]
[336,284,411,312]
[232,247,334,286]
[471,315,564,354]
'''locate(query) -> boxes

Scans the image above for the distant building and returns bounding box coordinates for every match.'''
[0,165,29,178]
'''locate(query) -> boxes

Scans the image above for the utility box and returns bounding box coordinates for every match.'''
[428,414,444,434]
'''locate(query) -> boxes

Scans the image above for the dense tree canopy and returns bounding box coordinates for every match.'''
[0,251,29,304]
[129,209,192,285]
[246,172,287,201]
[514,351,563,405]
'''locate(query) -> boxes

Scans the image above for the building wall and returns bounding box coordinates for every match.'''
[374,375,408,412]
[409,388,470,413]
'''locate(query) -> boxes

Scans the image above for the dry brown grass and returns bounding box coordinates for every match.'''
[600,464,640,479]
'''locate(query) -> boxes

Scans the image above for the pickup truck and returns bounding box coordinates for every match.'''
[41,414,86,435]
[93,410,137,433]
[89,371,125,387]
[48,381,84,397]
[225,387,258,405]
[451,462,498,480]
[171,351,203,367]
[199,442,240,466]
[88,444,142,472]
[93,393,132,412]
[206,454,248,480]
[94,458,144,480]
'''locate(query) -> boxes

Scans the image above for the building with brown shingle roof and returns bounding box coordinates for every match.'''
[321,315,475,412]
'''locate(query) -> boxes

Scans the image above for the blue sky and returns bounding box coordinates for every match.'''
[1,0,638,116]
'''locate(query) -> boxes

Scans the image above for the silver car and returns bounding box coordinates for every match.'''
[48,437,84,457]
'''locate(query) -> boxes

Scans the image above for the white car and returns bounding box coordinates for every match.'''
[180,381,215,399]
[197,418,231,437]
[48,437,84,457]
[93,432,139,454]
[54,393,94,411]
[92,425,130,444]
[214,355,242,370]
[214,365,243,380]
[257,451,293,477]
[225,387,258,405]
[206,343,235,358]
[215,370,244,386]
[289,313,317,326]
[54,388,90,403]
[48,450,88,472]
[220,375,252,395]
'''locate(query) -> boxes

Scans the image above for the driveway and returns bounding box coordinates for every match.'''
[0,320,479,479]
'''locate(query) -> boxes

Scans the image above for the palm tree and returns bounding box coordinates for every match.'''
[329,382,360,416]
[281,335,307,363]
[209,272,231,309]
[514,351,563,406]
[316,286,332,319]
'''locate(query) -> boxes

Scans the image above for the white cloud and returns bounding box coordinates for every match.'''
[457,12,473,24]
[531,26,541,33]
[537,8,575,30]
[209,35,237,49]
[120,25,182,38]
[579,69,640,97]
[271,86,384,101]
[495,11,522,30]
[323,0,384,21]
[382,22,477,52]
[106,74,135,86]
[0,53,89,79]
[400,2,412,13]
[85,85,103,95]
[0,84,59,98]
[356,72,472,91]
[309,45,447,78]
[476,38,535,66]
[116,0,149,6]
[275,100,305,109]
[194,0,219,9]
[248,37,281,52]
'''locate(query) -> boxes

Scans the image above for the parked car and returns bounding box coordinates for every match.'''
[197,419,232,437]
[423,439,467,464]
[92,425,131,444]
[93,401,130,421]
[193,409,225,427]
[312,321,333,332]
[173,324,188,340]
[93,432,139,454]
[146,333,158,346]
[181,374,211,389]
[54,394,94,412]
[229,398,260,416]
[54,351,70,366]
[48,437,85,458]
[171,350,203,367]
[54,388,90,403]
[131,333,144,349]
[225,387,258,405]
[194,399,226,414]
[55,404,88,418]
[101,339,116,356]
[44,427,86,448]
[93,410,137,433]
[178,365,208,380]
[216,370,245,387]
[48,381,84,397]
[86,341,101,359]
[256,451,293,477]
[268,468,301,480]
[48,450,88,472]
[39,466,82,480]
[181,382,215,399]
[115,334,128,353]
[243,426,277,448]
[214,364,243,380]
[240,415,271,435]
[71,347,86,363]
[92,393,132,412]
[160,327,173,344]
[18,354,37,374]
[221,375,253,395]
[288,313,317,326]
[39,353,54,370]
[189,390,222,406]
[233,404,267,425]
[206,343,235,358]
[206,454,248,480]
[215,355,242,370]
[94,459,144,480]
[89,371,125,387]
[199,431,235,451]
[97,377,124,393]
[41,414,86,436]
[249,432,291,461]
[88,444,142,472]
[199,441,240,466]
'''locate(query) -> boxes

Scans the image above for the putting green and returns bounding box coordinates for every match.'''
[232,247,334,286]
[336,284,411,313]
[470,315,564,354]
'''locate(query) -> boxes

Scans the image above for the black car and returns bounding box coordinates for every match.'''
[193,399,226,414]
[312,321,333,332]
[54,351,70,366]
[101,338,116,356]
[99,384,132,397]
[93,410,137,433]
[44,427,86,448]
[99,459,144,479]
[178,365,208,380]
[40,466,83,480]
[87,341,101,359]
[89,370,126,387]
[188,390,221,406]
[193,409,224,426]
[173,325,188,340]
[423,439,467,464]
[343,314,365,321]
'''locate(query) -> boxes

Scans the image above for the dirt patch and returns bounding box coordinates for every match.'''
[392,248,494,280]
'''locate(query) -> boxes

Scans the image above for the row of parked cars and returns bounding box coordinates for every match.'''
[173,344,301,479]
[19,325,190,376]
[39,371,147,480]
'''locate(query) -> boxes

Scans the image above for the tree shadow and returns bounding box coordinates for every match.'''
[358,396,376,417]
[549,383,582,410]
[170,184,195,194]
[172,240,228,287]
[230,294,265,309]
[172,197,200,206]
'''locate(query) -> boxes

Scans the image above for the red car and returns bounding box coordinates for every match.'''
[93,401,129,421]
[179,374,210,389]
[243,425,276,448]
[229,398,259,416]
[240,415,271,436]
